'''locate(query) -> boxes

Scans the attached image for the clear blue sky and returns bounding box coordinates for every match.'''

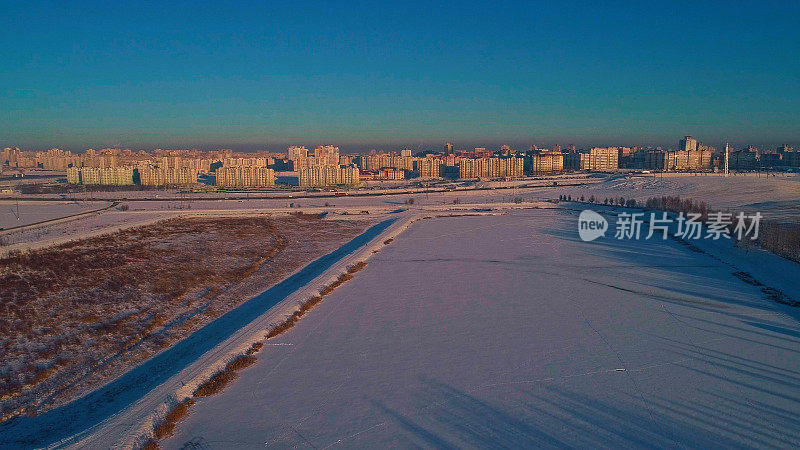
[2,0,799,152]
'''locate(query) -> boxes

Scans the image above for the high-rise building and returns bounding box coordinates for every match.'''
[67,167,135,185]
[299,165,359,187]
[445,142,454,155]
[415,156,443,178]
[287,146,309,160]
[679,136,698,152]
[216,166,275,187]
[457,156,524,179]
[526,151,564,174]
[564,147,618,171]
[137,166,198,186]
[314,145,340,165]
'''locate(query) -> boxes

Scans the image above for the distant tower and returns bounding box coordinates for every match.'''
[445,142,454,155]
[724,143,730,175]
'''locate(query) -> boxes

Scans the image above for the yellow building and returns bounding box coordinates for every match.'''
[299,165,359,187]
[528,151,564,174]
[415,156,443,178]
[66,167,80,184]
[68,167,134,185]
[216,166,275,187]
[137,166,198,186]
[458,157,524,179]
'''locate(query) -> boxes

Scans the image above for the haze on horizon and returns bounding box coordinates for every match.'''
[2,1,799,152]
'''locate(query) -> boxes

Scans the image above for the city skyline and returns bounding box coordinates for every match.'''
[2,1,799,151]
[2,136,798,156]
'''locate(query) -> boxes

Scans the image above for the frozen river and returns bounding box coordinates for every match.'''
[163,208,800,448]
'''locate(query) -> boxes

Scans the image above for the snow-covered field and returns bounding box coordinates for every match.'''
[159,208,800,449]
[3,171,798,255]
[5,172,799,255]
[2,173,799,447]
[558,173,800,221]
[0,200,111,229]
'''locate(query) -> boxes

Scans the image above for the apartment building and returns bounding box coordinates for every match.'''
[66,166,135,185]
[457,156,524,179]
[298,165,360,187]
[526,151,564,174]
[356,154,416,171]
[415,156,443,178]
[137,166,198,186]
[564,147,618,171]
[215,166,275,187]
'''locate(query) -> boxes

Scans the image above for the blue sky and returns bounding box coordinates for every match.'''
[1,1,799,152]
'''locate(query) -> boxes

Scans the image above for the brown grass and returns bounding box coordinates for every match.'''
[265,264,367,341]
[141,438,161,450]
[0,214,371,421]
[153,399,195,439]
[347,261,367,273]
[320,273,353,296]
[192,355,257,397]
[245,342,264,355]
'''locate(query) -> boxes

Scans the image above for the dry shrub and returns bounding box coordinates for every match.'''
[227,355,257,371]
[347,261,367,273]
[264,295,324,339]
[192,355,257,397]
[746,220,800,262]
[141,438,161,450]
[265,269,360,341]
[32,367,58,385]
[646,195,800,263]
[153,399,195,439]
[320,273,353,295]
[266,311,303,339]
[245,342,264,355]
[644,195,710,219]
[319,285,335,296]
[300,296,323,312]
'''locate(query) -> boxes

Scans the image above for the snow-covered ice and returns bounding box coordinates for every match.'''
[160,208,800,448]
